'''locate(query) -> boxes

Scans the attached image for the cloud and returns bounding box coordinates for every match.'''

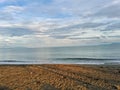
[0,17,119,47]
[0,34,76,47]
[3,5,24,13]
[103,22,120,31]
[0,0,120,47]
[0,12,13,20]
[93,1,120,18]
[0,5,24,22]
[0,27,34,36]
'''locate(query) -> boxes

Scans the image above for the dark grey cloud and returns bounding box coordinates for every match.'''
[101,22,120,31]
[48,31,89,39]
[68,36,101,40]
[45,22,108,34]
[0,27,34,36]
[50,35,69,39]
[43,22,109,39]
[75,22,108,29]
[106,22,120,30]
[0,12,14,20]
[108,35,120,38]
[93,3,120,18]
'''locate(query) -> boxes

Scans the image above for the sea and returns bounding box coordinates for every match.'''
[0,44,120,65]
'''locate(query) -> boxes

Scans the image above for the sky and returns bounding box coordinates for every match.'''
[0,0,120,47]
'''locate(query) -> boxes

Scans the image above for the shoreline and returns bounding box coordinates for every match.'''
[0,62,120,66]
[0,64,120,90]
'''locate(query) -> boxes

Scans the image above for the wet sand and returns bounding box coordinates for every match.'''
[0,64,120,90]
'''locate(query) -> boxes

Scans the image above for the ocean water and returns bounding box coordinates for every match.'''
[0,44,120,64]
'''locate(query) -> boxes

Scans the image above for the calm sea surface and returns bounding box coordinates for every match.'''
[0,44,120,64]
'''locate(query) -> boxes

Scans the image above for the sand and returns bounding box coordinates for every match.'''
[0,64,120,90]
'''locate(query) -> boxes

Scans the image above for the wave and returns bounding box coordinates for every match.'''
[53,58,119,61]
[0,58,120,65]
[0,60,29,62]
[0,58,119,62]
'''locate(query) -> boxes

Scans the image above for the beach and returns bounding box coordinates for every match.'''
[0,64,120,90]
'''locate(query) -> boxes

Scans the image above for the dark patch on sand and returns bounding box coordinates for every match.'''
[41,84,58,90]
[0,86,11,90]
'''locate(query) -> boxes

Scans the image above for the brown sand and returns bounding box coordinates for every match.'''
[0,64,120,90]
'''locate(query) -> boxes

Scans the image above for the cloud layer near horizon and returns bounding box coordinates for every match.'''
[0,0,120,47]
